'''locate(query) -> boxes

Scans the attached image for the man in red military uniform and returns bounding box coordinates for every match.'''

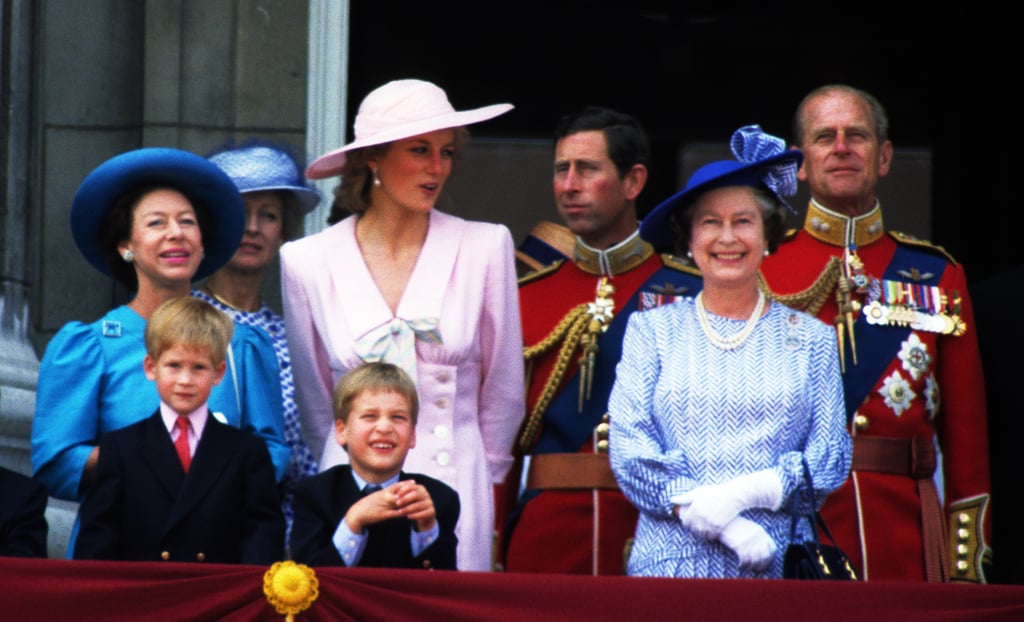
[499,106,701,575]
[760,84,991,582]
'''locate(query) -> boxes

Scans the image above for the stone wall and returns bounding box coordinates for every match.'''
[2,0,312,559]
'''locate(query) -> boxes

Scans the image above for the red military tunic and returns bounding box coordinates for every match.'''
[760,200,991,582]
[501,231,701,575]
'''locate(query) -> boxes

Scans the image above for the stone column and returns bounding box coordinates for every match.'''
[305,0,349,236]
[0,0,39,475]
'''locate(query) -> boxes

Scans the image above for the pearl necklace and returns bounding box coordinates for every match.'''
[694,290,766,351]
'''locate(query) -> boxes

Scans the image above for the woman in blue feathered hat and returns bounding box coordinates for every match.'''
[608,125,852,578]
[31,147,290,556]
[193,140,322,542]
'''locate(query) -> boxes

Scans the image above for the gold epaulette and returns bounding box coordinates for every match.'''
[948,494,992,583]
[518,302,591,452]
[759,256,843,317]
[518,259,565,286]
[889,231,959,265]
[660,253,702,277]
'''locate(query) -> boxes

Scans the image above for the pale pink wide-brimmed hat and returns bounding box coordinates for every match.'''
[306,79,514,179]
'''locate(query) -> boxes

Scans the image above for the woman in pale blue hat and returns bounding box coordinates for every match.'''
[608,125,852,578]
[32,147,290,556]
[195,139,321,540]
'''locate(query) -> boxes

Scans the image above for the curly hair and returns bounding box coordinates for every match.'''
[667,185,788,257]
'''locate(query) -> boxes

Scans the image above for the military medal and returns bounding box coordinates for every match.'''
[863,279,965,335]
[897,333,931,381]
[924,375,940,420]
[879,369,915,416]
[835,246,864,372]
[578,277,615,411]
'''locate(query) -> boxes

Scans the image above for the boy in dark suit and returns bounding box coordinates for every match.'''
[290,362,459,569]
[74,296,284,564]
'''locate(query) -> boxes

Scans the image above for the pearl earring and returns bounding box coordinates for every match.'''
[686,250,693,259]
[122,250,134,262]
[763,249,770,257]
[371,168,381,187]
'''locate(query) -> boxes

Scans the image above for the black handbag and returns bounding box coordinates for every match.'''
[782,459,858,580]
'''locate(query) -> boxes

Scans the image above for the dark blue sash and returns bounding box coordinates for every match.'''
[841,245,949,420]
[532,266,702,454]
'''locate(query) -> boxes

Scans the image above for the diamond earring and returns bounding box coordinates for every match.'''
[122,249,134,262]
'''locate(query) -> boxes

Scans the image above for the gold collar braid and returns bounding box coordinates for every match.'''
[573,231,654,276]
[803,200,885,248]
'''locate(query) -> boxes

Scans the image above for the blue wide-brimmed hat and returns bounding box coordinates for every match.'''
[640,125,803,249]
[70,147,245,281]
[208,143,321,213]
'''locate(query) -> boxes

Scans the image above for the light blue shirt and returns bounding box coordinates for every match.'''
[332,472,440,566]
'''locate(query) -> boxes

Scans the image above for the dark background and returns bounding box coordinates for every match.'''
[348,3,1018,285]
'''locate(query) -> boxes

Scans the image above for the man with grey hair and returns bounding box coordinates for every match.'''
[760,84,991,582]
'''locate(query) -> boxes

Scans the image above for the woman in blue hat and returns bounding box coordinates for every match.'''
[608,126,852,578]
[31,147,290,556]
[194,140,321,539]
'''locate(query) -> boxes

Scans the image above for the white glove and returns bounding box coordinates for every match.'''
[719,516,777,572]
[671,469,783,539]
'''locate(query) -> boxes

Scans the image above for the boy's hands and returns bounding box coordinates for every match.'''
[344,480,437,534]
[392,480,437,532]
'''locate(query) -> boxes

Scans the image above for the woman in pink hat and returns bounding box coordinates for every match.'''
[280,79,525,571]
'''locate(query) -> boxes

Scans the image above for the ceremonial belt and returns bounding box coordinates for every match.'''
[525,453,620,491]
[852,436,949,582]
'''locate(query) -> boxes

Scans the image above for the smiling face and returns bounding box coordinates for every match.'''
[118,188,204,291]
[369,129,455,215]
[688,186,767,290]
[336,388,416,483]
[224,190,284,273]
[553,130,643,249]
[797,89,893,216]
[144,344,226,416]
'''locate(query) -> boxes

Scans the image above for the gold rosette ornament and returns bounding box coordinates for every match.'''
[264,561,319,621]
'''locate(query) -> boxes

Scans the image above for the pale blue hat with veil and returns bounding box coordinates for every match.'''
[208,142,321,214]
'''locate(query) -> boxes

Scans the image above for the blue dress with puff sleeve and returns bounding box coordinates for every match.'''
[31,304,289,504]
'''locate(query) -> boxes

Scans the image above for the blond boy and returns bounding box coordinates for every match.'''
[74,297,284,564]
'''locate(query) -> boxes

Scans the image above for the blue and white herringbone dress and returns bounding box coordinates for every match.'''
[609,298,852,579]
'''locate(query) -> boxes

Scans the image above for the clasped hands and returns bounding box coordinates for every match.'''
[670,470,783,571]
[344,480,437,534]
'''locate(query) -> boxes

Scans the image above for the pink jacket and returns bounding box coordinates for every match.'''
[280,209,524,571]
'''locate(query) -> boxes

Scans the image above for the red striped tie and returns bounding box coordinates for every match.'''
[174,416,191,473]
